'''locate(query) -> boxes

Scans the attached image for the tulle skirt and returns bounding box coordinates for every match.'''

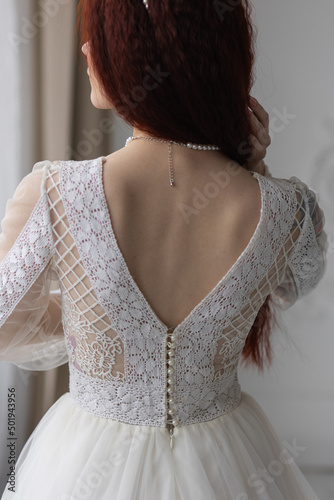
[1,391,319,500]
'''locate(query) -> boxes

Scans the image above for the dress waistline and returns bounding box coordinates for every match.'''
[69,363,242,428]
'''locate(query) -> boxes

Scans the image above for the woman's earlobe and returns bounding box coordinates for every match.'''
[81,41,90,55]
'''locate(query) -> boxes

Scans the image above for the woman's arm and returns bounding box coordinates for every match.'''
[272,178,327,309]
[243,99,327,306]
[0,163,67,370]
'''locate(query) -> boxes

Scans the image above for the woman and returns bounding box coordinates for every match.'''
[0,0,326,499]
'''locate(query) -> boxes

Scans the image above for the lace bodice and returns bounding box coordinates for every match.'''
[0,158,327,435]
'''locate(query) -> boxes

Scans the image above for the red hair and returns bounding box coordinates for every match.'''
[76,0,275,371]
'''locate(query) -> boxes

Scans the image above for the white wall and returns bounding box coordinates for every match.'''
[239,0,334,470]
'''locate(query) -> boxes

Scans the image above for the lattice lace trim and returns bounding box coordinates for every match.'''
[285,177,327,296]
[0,156,326,426]
[59,159,165,387]
[39,158,326,426]
[45,163,126,382]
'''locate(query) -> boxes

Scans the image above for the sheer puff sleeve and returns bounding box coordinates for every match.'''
[0,161,67,370]
[271,173,327,310]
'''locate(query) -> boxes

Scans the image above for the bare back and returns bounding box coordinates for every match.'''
[102,141,262,329]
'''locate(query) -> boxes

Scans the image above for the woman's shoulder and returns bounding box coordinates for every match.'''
[31,156,103,174]
[258,170,321,216]
[254,170,302,211]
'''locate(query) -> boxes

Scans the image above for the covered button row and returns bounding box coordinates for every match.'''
[166,330,179,426]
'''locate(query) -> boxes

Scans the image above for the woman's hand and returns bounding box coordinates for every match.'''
[245,97,271,175]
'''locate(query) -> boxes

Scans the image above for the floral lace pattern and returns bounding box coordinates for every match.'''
[63,297,125,382]
[57,158,324,427]
[69,364,166,424]
[0,157,326,429]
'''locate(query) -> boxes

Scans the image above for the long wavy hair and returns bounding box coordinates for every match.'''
[77,0,275,372]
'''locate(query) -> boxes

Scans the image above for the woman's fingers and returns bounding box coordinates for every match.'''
[249,97,270,132]
[247,100,271,148]
[245,98,271,171]
[248,112,271,147]
[247,134,266,163]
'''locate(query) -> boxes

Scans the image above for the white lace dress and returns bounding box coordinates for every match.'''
[0,157,327,500]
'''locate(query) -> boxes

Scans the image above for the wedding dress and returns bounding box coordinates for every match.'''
[0,157,326,499]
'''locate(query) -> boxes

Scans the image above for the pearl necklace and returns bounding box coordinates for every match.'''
[125,135,220,187]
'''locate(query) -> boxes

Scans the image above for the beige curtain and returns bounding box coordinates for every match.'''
[26,0,113,431]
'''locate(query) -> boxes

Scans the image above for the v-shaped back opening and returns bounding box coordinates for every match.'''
[98,157,265,333]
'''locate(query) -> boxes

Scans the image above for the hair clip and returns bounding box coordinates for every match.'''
[143,0,149,10]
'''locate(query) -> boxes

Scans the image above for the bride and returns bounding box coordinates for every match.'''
[0,1,326,498]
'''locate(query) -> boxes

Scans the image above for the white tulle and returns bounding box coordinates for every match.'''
[1,392,320,500]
